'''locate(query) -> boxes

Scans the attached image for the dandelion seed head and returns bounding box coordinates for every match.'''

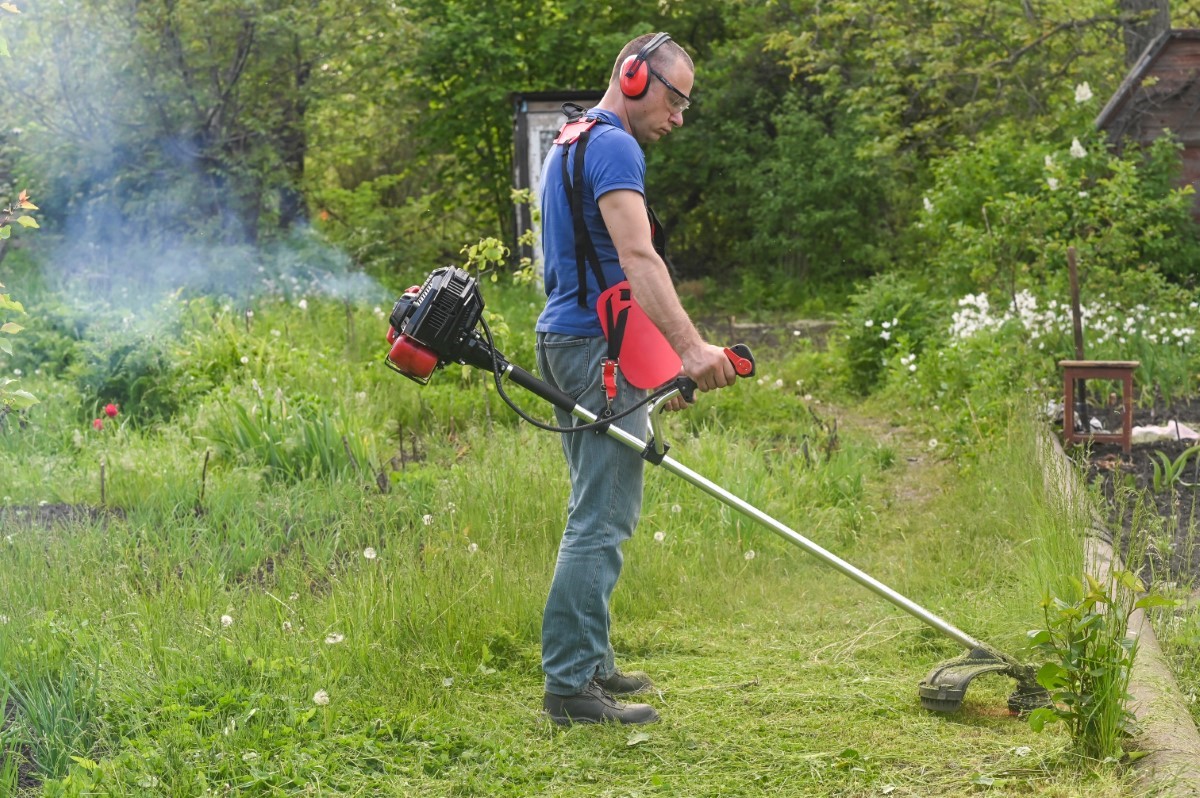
[744,550,756,561]
[325,633,344,645]
[312,689,330,706]
[221,614,233,628]
[654,530,666,542]
[363,547,377,560]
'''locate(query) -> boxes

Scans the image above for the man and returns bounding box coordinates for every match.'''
[535,32,736,726]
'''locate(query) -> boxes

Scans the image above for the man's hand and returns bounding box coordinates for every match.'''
[680,343,736,393]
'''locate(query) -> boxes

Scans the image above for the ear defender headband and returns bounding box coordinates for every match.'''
[620,32,672,100]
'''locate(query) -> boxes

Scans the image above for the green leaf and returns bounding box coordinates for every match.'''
[0,339,10,355]
[7,390,38,409]
[1027,707,1059,732]
[16,216,38,229]
[1,322,24,334]
[626,730,651,747]
[0,35,9,58]
[1036,661,1068,690]
[1134,595,1177,611]
[0,225,10,240]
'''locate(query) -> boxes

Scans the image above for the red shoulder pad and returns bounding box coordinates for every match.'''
[553,117,599,146]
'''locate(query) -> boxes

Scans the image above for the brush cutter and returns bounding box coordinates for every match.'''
[384,266,1050,714]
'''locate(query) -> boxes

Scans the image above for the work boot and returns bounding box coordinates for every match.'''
[543,680,660,726]
[597,669,654,696]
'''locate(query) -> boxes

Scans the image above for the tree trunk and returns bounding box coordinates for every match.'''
[1120,0,1171,66]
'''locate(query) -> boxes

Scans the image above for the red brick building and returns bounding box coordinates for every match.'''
[1095,29,1200,221]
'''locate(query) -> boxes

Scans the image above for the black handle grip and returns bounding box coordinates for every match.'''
[673,343,756,403]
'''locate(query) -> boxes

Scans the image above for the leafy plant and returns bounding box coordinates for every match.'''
[0,190,40,415]
[203,384,374,482]
[1150,446,1200,493]
[1027,570,1173,760]
[841,272,942,395]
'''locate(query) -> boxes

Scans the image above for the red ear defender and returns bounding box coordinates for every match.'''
[619,32,672,99]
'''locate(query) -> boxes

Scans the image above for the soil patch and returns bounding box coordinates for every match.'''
[0,503,124,535]
[1081,396,1200,586]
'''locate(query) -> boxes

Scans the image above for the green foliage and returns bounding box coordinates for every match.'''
[202,385,373,482]
[841,272,942,395]
[920,113,1200,297]
[1150,446,1200,493]
[1,659,101,781]
[1027,570,1173,760]
[0,190,40,413]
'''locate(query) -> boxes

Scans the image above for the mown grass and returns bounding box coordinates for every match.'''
[0,269,1137,795]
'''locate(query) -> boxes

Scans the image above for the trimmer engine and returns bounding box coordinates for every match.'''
[385,267,490,384]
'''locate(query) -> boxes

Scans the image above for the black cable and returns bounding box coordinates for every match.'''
[479,314,682,434]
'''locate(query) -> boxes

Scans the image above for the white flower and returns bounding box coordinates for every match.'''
[864,319,874,327]
[467,542,478,554]
[363,547,377,560]
[654,531,666,542]
[221,615,234,628]
[908,364,917,372]
[298,299,308,310]
[671,504,682,514]
[1044,154,1054,169]
[422,514,434,526]
[744,550,756,561]
[1047,177,1059,191]
[880,330,891,341]
[774,379,783,388]
[0,615,8,624]
[325,633,344,645]
[1074,82,1093,103]
[289,592,300,601]
[928,439,938,449]
[1078,191,1089,198]
[882,321,891,330]
[1070,138,1087,159]
[312,689,330,706]
[12,369,20,376]
[246,310,254,318]
[240,356,249,364]
[923,196,934,213]
[373,306,385,318]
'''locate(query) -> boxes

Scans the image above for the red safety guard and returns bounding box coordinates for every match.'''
[596,280,682,390]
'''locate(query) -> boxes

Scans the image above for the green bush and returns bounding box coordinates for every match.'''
[842,272,943,395]
[919,113,1200,296]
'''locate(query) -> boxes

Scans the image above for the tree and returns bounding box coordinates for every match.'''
[1,0,401,245]
[0,3,39,414]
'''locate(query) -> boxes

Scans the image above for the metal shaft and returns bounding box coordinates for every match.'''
[570,402,985,652]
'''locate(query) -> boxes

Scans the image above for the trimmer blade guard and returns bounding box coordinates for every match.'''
[918,647,1051,714]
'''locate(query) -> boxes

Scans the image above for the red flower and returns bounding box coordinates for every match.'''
[92,418,104,430]
[104,403,119,418]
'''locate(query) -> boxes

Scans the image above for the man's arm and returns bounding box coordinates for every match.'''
[598,189,735,392]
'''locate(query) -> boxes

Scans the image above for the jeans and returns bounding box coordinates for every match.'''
[536,332,648,696]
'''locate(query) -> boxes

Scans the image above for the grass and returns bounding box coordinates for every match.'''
[0,264,1140,795]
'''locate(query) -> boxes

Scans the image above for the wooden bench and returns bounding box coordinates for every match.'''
[1058,360,1140,453]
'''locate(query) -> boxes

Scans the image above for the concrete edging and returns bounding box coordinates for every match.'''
[1046,433,1200,796]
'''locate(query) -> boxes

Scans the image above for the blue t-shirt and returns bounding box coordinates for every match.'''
[536,108,645,337]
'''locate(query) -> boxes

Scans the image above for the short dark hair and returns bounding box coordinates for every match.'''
[610,33,693,86]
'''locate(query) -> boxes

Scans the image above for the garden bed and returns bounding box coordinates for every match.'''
[1081,396,1200,587]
